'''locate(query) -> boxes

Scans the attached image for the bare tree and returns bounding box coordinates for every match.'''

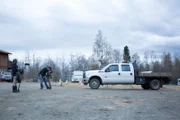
[88,55,99,70]
[162,52,173,72]
[172,53,180,84]
[70,54,89,71]
[139,63,145,72]
[93,30,112,68]
[24,51,31,64]
[144,63,150,71]
[144,51,150,63]
[152,61,162,72]
[149,51,156,63]
[57,57,70,82]
[22,52,42,81]
[131,53,140,65]
[143,51,151,71]
[24,51,31,79]
[112,49,122,63]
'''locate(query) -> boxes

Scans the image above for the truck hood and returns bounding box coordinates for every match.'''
[85,70,100,77]
[86,70,99,74]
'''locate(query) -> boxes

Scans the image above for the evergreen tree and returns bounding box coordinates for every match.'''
[123,45,131,63]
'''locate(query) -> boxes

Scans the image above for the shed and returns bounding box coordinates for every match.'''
[0,49,11,71]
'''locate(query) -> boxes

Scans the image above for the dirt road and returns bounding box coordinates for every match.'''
[0,82,180,120]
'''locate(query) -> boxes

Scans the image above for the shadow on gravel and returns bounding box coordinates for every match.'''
[83,88,144,91]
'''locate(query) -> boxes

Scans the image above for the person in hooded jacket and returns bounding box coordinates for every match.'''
[11,59,19,92]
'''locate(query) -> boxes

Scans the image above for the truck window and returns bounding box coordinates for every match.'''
[121,65,131,71]
[106,65,119,72]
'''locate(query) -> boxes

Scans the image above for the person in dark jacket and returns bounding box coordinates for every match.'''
[11,59,18,92]
[132,60,139,76]
[39,67,52,89]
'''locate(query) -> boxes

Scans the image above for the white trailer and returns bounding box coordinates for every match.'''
[72,71,83,83]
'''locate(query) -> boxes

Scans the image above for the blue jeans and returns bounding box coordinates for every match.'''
[39,75,49,89]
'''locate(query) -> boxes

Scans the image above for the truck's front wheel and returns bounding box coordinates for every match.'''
[150,79,161,90]
[89,78,100,89]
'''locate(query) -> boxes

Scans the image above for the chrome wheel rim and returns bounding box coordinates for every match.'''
[152,80,160,89]
[92,81,97,87]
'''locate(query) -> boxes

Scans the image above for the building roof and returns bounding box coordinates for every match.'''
[0,49,11,54]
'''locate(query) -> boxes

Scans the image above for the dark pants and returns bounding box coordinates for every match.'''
[39,74,49,89]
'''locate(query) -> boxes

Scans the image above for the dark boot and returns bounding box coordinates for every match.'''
[17,89,20,92]
[12,86,15,92]
[12,86,18,93]
[47,87,51,89]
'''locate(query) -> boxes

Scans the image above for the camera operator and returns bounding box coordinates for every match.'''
[39,67,52,89]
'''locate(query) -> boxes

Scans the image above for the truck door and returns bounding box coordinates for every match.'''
[102,64,120,83]
[119,64,134,83]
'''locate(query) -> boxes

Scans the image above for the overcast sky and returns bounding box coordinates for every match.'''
[0,0,180,61]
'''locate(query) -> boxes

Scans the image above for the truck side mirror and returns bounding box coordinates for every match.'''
[105,68,110,72]
[24,63,30,69]
[25,63,30,66]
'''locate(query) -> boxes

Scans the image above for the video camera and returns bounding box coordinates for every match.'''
[16,63,30,83]
[46,71,53,79]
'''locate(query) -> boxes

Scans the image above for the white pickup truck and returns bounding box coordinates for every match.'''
[82,63,171,90]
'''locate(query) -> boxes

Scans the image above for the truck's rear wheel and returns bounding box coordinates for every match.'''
[150,79,161,90]
[89,78,100,89]
[141,84,150,90]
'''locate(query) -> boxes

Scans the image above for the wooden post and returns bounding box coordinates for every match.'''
[58,79,63,86]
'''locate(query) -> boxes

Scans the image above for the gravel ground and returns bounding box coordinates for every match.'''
[0,82,180,120]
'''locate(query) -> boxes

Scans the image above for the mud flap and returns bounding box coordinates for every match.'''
[135,77,145,85]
